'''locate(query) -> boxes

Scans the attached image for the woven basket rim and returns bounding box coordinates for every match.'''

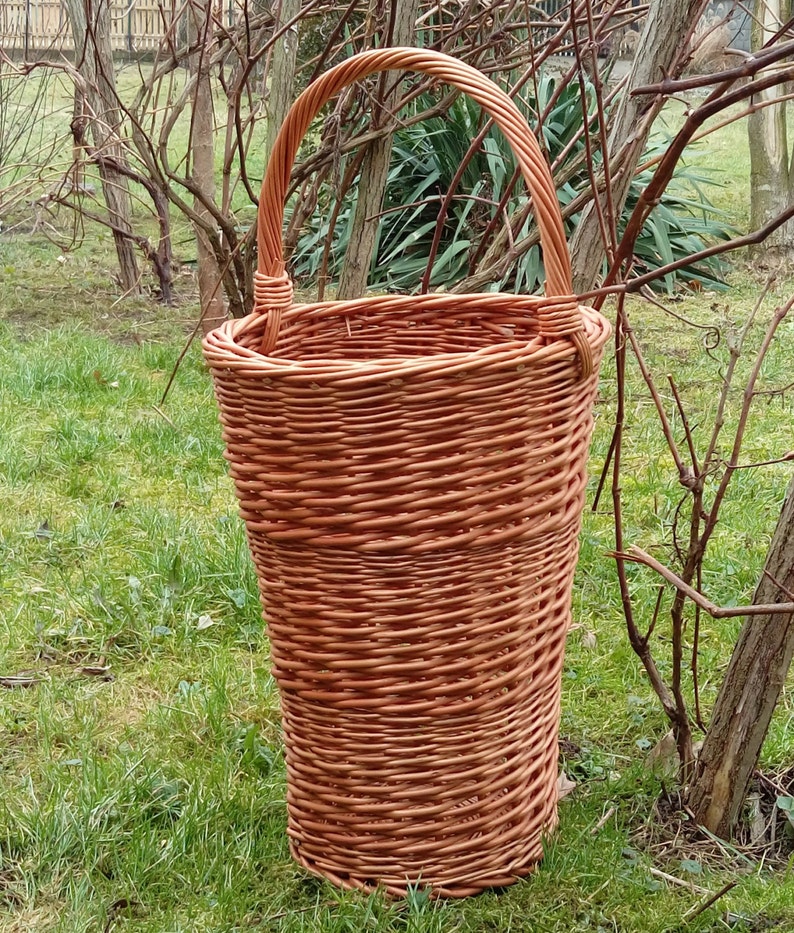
[206,297,609,379]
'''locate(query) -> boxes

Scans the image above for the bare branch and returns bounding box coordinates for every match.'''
[615,547,794,618]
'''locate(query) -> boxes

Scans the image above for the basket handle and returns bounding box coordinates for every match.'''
[255,47,592,376]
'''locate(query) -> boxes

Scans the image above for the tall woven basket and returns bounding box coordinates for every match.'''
[203,48,610,898]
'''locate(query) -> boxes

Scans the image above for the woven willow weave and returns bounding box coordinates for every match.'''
[203,48,611,898]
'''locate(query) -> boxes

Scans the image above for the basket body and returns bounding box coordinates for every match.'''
[204,294,610,896]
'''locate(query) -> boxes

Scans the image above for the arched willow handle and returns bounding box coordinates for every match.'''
[255,47,591,375]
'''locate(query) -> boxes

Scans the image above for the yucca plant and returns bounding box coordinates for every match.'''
[288,74,734,295]
[288,93,509,291]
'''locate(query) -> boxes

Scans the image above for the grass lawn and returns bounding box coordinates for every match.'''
[1,67,794,933]
[1,257,793,931]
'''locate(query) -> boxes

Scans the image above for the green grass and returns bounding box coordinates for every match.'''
[2,58,794,933]
[655,101,752,230]
[1,280,793,931]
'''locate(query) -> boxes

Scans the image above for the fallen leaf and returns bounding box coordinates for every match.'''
[557,770,577,800]
[78,664,114,681]
[34,520,52,539]
[776,795,794,829]
[559,736,581,758]
[725,914,754,928]
[103,898,141,933]
[644,730,679,780]
[92,370,119,389]
[196,614,215,631]
[0,671,42,688]
[580,630,597,650]
[748,792,766,846]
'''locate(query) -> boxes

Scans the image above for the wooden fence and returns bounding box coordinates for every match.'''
[0,0,750,59]
[0,0,241,56]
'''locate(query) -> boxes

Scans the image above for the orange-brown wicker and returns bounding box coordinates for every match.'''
[203,47,611,899]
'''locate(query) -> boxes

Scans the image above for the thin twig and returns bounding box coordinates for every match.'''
[667,374,700,477]
[647,866,711,897]
[152,405,177,429]
[681,881,738,923]
[570,4,614,270]
[614,547,794,618]
[702,277,772,475]
[611,294,679,721]
[592,61,794,313]
[763,570,794,600]
[697,298,794,559]
[645,585,665,643]
[692,562,704,732]
[633,37,794,96]
[624,323,690,482]
[726,452,794,470]
[590,806,616,835]
[637,287,721,335]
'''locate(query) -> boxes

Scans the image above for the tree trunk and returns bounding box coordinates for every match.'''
[188,0,226,334]
[688,475,794,838]
[748,0,794,257]
[569,0,708,293]
[66,0,140,295]
[264,0,301,168]
[337,0,419,300]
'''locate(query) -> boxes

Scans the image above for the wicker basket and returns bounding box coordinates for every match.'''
[203,48,610,898]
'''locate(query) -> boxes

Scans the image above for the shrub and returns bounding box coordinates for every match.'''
[289,75,733,295]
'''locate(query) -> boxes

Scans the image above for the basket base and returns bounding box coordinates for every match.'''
[280,692,563,899]
[290,825,556,899]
